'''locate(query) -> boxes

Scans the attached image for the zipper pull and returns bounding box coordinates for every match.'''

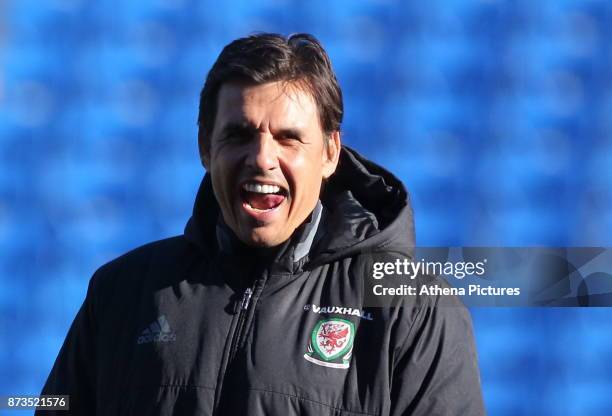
[241,287,253,311]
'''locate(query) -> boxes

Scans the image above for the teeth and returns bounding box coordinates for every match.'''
[243,183,281,194]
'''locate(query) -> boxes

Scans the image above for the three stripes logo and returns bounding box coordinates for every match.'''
[137,315,176,345]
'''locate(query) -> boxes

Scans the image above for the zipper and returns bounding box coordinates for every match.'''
[239,287,253,312]
[212,264,269,415]
[212,283,259,415]
[228,287,253,363]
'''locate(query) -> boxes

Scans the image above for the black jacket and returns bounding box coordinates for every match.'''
[39,146,485,415]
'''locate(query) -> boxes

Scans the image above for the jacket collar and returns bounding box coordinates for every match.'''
[214,201,324,275]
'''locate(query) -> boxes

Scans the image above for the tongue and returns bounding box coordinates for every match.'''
[245,192,284,210]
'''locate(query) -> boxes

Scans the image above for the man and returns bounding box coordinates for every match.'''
[39,33,485,415]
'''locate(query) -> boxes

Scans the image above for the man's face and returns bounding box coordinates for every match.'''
[201,81,340,247]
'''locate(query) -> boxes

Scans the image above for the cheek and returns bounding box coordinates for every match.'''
[210,151,240,199]
[212,146,232,167]
[213,146,243,173]
[282,152,324,199]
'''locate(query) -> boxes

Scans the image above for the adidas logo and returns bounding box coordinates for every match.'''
[137,315,177,345]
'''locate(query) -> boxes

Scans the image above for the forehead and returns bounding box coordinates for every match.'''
[214,81,321,131]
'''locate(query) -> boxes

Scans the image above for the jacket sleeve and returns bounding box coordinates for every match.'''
[36,275,98,415]
[390,290,486,416]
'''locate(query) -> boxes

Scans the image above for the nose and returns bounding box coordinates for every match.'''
[245,133,279,171]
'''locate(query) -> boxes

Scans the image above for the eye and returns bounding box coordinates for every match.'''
[224,130,252,143]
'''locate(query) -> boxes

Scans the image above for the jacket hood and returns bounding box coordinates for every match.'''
[314,145,414,263]
[184,145,415,268]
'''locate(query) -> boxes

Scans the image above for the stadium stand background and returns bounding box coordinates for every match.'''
[1,0,611,414]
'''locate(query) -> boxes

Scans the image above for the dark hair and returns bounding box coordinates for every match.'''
[198,33,343,148]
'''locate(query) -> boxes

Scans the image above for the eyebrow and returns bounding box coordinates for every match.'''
[274,128,304,138]
[220,122,258,137]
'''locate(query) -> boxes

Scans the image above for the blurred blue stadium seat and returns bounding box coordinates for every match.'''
[1,0,612,414]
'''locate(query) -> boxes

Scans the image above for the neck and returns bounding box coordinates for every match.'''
[216,201,323,264]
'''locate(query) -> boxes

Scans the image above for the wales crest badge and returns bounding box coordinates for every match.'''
[304,319,355,369]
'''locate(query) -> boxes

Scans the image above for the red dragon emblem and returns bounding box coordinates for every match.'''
[318,322,350,354]
[305,319,355,368]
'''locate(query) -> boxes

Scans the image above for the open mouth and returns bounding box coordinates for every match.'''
[240,182,288,212]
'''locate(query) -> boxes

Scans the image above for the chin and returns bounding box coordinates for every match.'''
[245,229,287,248]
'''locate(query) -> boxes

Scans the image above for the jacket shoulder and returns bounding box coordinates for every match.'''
[87,236,198,313]
[95,236,193,277]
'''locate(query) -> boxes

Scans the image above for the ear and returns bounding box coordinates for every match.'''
[198,126,210,170]
[322,131,341,179]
